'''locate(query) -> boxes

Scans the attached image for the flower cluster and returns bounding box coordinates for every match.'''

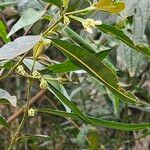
[82,18,102,34]
[28,108,36,117]
[16,65,26,75]
[40,78,48,89]
[32,70,41,78]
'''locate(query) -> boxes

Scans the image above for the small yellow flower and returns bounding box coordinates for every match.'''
[40,78,48,89]
[82,18,102,34]
[28,108,36,117]
[32,70,41,78]
[16,65,26,75]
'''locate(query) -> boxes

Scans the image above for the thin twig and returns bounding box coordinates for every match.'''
[0,89,46,131]
[0,4,51,81]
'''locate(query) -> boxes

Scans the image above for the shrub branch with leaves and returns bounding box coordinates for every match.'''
[0,0,150,149]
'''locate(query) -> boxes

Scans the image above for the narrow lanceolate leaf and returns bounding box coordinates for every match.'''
[0,21,10,43]
[97,24,150,59]
[42,0,62,7]
[61,25,96,52]
[48,60,78,73]
[0,115,9,129]
[0,88,17,106]
[38,108,150,131]
[8,8,46,37]
[96,0,125,13]
[47,83,92,124]
[0,36,41,60]
[48,50,110,73]
[51,39,140,104]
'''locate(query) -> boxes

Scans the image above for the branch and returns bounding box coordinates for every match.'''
[0,89,47,131]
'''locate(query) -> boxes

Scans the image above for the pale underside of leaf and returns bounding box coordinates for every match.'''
[8,8,46,37]
[42,0,62,7]
[0,36,41,60]
[0,88,17,106]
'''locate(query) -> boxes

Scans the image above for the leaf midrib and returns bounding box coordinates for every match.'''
[52,41,138,103]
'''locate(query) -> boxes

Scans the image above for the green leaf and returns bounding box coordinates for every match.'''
[0,61,14,70]
[8,8,46,37]
[46,80,71,113]
[61,25,97,52]
[48,50,110,73]
[0,115,9,129]
[38,108,150,131]
[107,90,120,118]
[0,88,17,106]
[96,50,111,60]
[87,128,100,150]
[48,60,78,73]
[42,0,62,7]
[0,36,41,60]
[63,0,69,7]
[47,83,93,124]
[0,99,14,105]
[97,24,150,59]
[51,39,140,104]
[0,21,10,43]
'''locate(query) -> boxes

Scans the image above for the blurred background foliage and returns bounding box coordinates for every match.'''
[0,0,150,149]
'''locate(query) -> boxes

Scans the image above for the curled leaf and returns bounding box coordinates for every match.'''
[33,41,45,59]
[96,0,125,13]
[0,88,17,106]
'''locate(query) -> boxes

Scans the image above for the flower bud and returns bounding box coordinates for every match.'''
[63,15,70,25]
[82,18,102,34]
